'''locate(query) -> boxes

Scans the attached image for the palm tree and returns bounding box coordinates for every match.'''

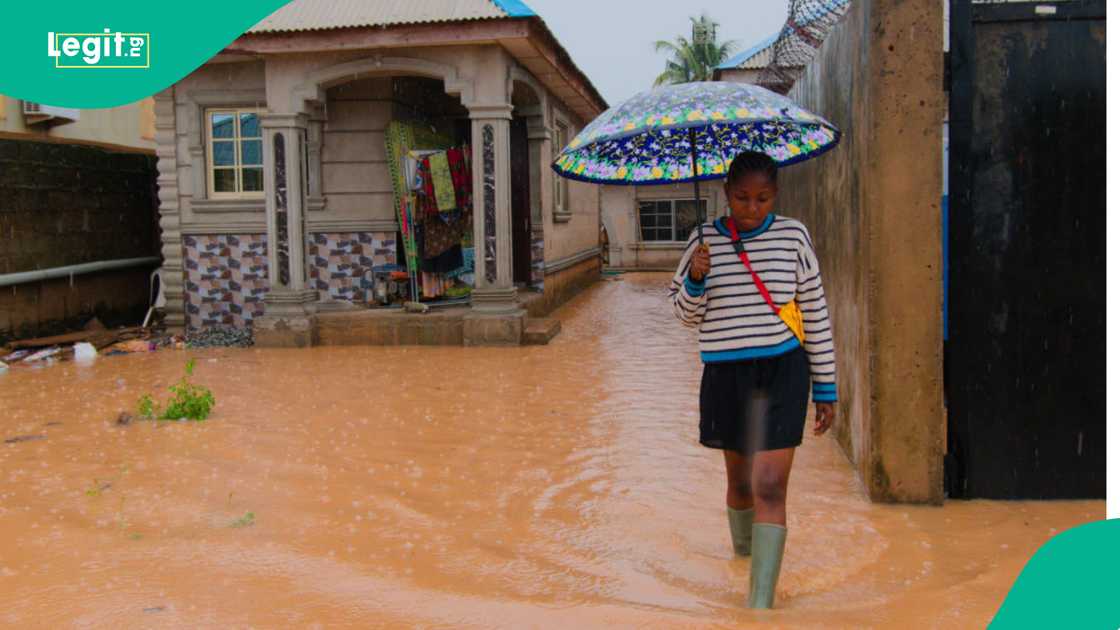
[653,14,738,86]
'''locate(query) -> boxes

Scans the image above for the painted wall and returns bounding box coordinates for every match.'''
[0,93,155,151]
[541,98,600,269]
[600,181,726,270]
[778,0,944,503]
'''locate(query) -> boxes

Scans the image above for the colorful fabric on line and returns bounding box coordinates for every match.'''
[422,208,471,259]
[417,147,472,218]
[429,151,457,211]
[447,147,472,211]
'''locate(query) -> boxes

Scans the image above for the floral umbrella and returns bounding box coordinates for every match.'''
[552,82,840,186]
[552,81,840,244]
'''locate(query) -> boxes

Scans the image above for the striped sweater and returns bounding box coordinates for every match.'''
[669,214,838,403]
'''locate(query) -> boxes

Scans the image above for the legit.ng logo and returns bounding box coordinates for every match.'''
[47,29,150,69]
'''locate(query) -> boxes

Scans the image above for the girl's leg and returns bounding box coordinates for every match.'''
[723,450,754,556]
[747,447,796,608]
[722,449,753,510]
[750,447,795,525]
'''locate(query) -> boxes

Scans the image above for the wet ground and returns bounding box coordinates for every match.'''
[0,273,1104,628]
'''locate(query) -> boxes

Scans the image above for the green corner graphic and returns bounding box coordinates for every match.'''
[0,1,293,108]
[990,518,1120,629]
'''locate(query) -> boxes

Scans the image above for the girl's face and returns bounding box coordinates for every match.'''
[724,171,778,231]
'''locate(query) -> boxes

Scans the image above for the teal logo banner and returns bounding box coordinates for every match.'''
[1,1,292,108]
[990,518,1120,628]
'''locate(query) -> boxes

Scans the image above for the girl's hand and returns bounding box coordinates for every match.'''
[813,403,835,436]
[689,243,711,281]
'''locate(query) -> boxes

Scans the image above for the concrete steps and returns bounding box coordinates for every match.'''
[522,318,561,345]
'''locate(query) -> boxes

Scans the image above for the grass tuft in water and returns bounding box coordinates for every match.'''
[137,359,216,421]
[229,512,255,528]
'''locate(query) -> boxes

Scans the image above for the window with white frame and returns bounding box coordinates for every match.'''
[206,108,263,197]
[553,119,571,215]
[639,198,708,242]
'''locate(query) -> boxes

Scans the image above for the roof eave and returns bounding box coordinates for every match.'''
[221,17,608,123]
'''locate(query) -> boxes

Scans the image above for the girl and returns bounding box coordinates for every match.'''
[669,150,837,609]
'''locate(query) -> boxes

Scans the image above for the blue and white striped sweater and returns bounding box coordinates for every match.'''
[669,214,838,403]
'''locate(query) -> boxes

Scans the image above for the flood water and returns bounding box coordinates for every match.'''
[0,273,1103,628]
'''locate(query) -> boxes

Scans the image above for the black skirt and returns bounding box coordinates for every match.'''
[699,346,810,454]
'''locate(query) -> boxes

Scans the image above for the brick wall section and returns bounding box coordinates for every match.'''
[0,137,159,339]
[0,137,158,275]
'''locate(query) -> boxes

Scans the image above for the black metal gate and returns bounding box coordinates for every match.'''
[947,0,1106,499]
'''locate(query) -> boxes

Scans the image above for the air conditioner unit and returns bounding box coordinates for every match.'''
[22,101,80,126]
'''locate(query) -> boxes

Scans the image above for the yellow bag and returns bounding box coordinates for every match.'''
[778,300,806,344]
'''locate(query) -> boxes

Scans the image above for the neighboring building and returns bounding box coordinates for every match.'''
[713,33,803,93]
[154,0,608,345]
[600,181,727,271]
[0,95,159,342]
[0,94,155,151]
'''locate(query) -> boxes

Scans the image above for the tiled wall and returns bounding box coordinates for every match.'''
[182,234,269,330]
[308,232,396,303]
[531,236,545,292]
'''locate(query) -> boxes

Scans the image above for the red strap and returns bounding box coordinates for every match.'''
[727,217,781,316]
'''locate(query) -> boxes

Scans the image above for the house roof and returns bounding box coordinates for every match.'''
[249,0,535,33]
[231,0,608,121]
[717,32,779,71]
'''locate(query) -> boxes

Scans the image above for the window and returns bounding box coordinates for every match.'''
[206,108,263,197]
[639,199,708,242]
[553,119,570,216]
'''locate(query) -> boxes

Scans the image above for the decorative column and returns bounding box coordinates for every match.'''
[463,103,526,345]
[526,111,549,291]
[254,112,319,347]
[470,105,517,310]
[152,87,186,331]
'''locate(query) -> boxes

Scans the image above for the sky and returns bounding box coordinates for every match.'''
[522,0,790,106]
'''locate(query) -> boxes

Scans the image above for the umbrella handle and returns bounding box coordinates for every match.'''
[690,128,705,245]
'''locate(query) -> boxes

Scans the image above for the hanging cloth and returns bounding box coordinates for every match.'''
[429,152,457,212]
[447,146,472,210]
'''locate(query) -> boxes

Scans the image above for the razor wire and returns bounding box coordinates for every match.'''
[761,0,853,93]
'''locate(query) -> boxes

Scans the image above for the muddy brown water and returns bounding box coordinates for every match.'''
[0,273,1103,628]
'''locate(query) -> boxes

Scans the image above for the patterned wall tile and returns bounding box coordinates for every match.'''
[182,234,269,330]
[308,232,397,303]
[531,236,545,292]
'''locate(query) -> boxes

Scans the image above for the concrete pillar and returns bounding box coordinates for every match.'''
[464,104,525,345]
[254,112,318,347]
[526,107,549,289]
[152,87,186,332]
[779,0,944,503]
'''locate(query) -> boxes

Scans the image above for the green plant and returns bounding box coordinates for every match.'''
[230,511,255,528]
[137,359,216,421]
[653,14,738,86]
[138,395,155,419]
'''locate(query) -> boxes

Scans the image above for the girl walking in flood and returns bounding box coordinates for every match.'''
[669,150,837,609]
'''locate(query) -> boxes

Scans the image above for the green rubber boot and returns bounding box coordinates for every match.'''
[748,523,787,609]
[727,507,754,556]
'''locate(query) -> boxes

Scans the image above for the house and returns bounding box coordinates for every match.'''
[712,32,797,92]
[152,0,609,346]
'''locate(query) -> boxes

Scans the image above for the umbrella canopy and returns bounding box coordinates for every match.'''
[551,81,840,186]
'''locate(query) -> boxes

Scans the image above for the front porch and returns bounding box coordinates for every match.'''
[261,289,562,348]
